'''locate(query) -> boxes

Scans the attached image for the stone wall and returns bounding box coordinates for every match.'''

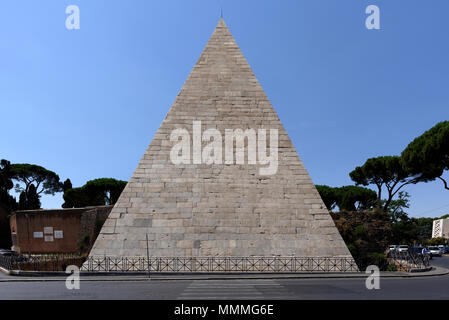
[78,206,113,252]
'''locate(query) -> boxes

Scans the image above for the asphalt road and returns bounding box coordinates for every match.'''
[429,254,449,269]
[0,257,447,300]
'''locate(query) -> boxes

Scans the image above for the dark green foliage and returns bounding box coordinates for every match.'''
[18,184,41,210]
[337,186,377,211]
[0,210,11,249]
[354,224,366,237]
[63,178,72,192]
[390,218,434,245]
[349,156,417,211]
[63,178,127,208]
[369,191,433,245]
[390,220,417,245]
[331,210,392,270]
[401,121,449,190]
[386,191,410,224]
[386,264,398,271]
[77,234,90,253]
[315,185,338,211]
[0,159,17,212]
[381,191,433,244]
[94,218,103,234]
[0,159,17,249]
[425,237,448,246]
[0,160,14,194]
[62,188,85,208]
[10,164,63,208]
[409,217,434,244]
[370,252,388,268]
[316,185,377,211]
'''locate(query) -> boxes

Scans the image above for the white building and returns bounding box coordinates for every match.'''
[432,218,449,239]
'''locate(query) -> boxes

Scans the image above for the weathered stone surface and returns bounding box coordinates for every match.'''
[89,19,354,260]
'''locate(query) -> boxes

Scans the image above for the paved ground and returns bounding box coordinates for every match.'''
[0,257,447,300]
[429,254,449,269]
[0,275,448,300]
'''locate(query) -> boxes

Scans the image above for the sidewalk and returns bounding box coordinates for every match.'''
[0,266,447,282]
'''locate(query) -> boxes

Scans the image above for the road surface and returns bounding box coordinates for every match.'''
[0,257,447,300]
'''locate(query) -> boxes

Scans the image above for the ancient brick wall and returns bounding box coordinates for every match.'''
[10,206,112,254]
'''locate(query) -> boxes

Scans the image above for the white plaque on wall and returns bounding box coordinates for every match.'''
[44,235,54,242]
[54,230,63,239]
[33,232,43,238]
[43,227,53,234]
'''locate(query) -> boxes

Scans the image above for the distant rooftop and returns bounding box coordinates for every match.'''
[13,205,113,215]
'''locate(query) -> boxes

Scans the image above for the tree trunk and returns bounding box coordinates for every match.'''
[437,176,449,190]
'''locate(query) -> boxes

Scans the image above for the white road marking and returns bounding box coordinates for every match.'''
[177,280,292,299]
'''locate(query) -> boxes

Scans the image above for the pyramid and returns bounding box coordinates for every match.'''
[88,19,357,271]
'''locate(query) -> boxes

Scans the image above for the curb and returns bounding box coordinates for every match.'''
[0,266,11,276]
[0,266,447,282]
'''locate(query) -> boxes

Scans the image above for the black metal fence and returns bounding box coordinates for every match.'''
[1,255,360,273]
[0,254,85,272]
[82,256,360,273]
[387,250,430,272]
[0,255,14,270]
[0,253,430,273]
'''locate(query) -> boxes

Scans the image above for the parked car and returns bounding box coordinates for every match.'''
[0,249,27,262]
[437,245,449,254]
[428,246,442,257]
[389,245,398,252]
[0,249,18,257]
[397,245,409,253]
[412,246,423,255]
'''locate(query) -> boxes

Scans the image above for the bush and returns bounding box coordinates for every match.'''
[386,264,398,272]
[77,234,90,253]
[425,237,448,246]
[369,252,388,269]
[331,210,392,271]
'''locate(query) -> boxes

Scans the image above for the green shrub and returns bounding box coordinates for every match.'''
[331,210,392,271]
[386,264,398,272]
[77,233,90,253]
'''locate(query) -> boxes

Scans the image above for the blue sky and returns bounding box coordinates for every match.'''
[0,0,448,217]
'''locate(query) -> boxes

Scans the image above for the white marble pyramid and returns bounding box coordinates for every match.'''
[88,19,356,272]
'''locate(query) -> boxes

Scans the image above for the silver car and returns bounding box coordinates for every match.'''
[397,245,409,253]
[428,246,442,257]
[389,245,398,252]
[438,245,448,254]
